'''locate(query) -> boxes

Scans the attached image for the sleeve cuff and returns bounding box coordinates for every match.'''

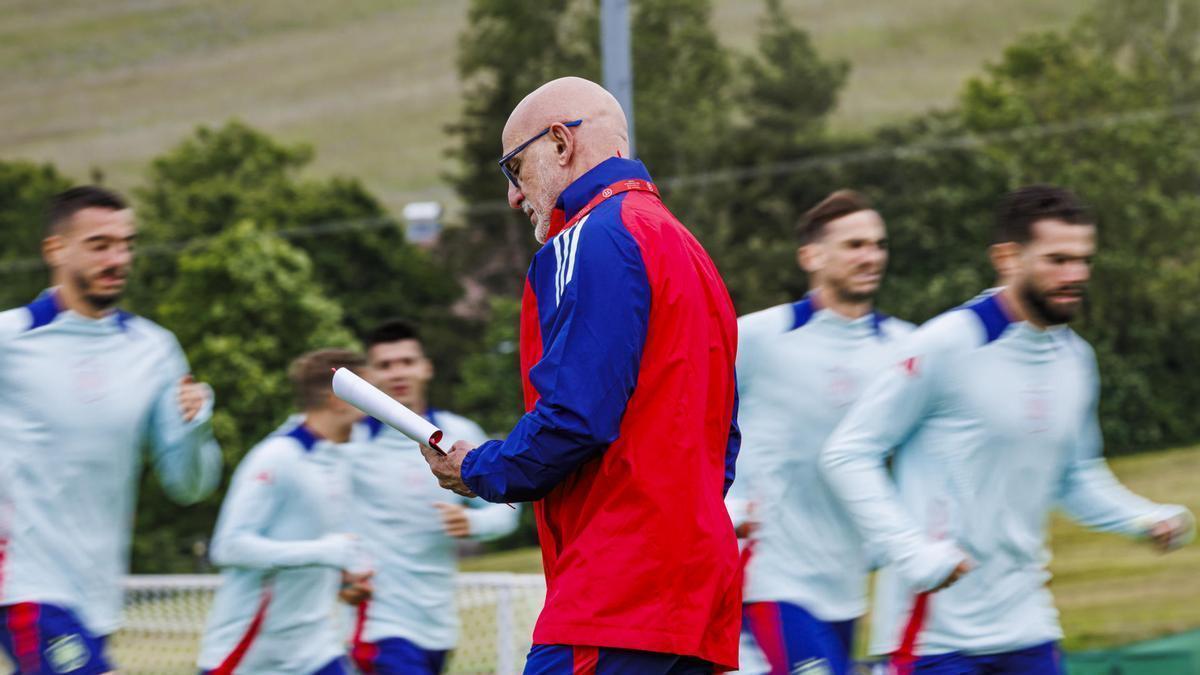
[460,441,501,502]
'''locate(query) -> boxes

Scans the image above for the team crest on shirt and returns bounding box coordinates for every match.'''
[71,356,109,404]
[45,633,90,673]
[792,657,832,675]
[898,356,920,377]
[826,366,859,409]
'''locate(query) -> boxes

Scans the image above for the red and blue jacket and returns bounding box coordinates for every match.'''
[461,157,742,669]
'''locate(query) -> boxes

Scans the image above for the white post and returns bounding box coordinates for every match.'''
[495,580,516,675]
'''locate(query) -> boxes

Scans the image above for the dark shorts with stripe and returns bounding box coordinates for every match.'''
[523,644,715,674]
[0,603,112,674]
[351,635,448,675]
[742,600,856,675]
[913,641,1062,675]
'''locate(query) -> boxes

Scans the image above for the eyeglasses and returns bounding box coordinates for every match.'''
[498,119,583,189]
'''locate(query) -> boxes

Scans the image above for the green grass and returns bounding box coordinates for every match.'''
[1050,446,1200,652]
[2,0,1091,215]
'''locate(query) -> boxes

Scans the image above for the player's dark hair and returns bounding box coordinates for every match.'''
[362,318,421,350]
[289,348,366,411]
[46,186,128,236]
[995,184,1093,244]
[797,190,872,244]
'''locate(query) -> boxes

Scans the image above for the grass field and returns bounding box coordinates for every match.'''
[2,0,1090,215]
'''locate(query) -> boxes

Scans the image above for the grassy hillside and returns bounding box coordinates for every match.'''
[462,444,1200,652]
[2,0,1090,215]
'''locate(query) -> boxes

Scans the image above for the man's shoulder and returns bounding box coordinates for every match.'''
[906,305,994,358]
[737,303,795,340]
[243,426,309,469]
[117,312,181,347]
[0,305,34,340]
[877,314,916,339]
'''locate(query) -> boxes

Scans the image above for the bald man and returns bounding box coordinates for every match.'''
[421,77,743,674]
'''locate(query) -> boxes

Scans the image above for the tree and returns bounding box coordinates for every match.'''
[133,121,461,337]
[452,296,524,435]
[678,0,852,312]
[132,220,355,571]
[0,161,74,309]
[444,0,739,308]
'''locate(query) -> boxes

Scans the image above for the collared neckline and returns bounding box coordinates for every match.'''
[547,157,654,239]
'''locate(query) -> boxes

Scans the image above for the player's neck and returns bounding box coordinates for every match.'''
[996,285,1049,330]
[811,287,873,320]
[304,409,354,444]
[52,280,114,319]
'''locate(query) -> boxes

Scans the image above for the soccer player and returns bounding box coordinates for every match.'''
[420,76,742,674]
[730,190,913,675]
[0,186,221,675]
[821,185,1195,674]
[347,319,519,675]
[197,349,370,675]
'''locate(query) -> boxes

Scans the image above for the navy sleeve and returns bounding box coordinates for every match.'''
[723,388,741,497]
[461,216,651,503]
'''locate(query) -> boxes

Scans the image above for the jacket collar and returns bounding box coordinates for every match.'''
[547,157,653,239]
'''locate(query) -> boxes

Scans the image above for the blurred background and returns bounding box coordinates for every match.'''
[3,0,1200,672]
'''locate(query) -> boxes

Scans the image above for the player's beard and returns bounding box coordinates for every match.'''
[74,268,124,311]
[828,269,881,305]
[1021,279,1085,326]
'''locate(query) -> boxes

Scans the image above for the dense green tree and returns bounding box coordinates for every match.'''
[133,121,461,337]
[132,220,355,571]
[0,161,74,308]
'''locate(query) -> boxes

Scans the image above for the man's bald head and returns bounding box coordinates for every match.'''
[503,77,630,161]
[500,77,632,243]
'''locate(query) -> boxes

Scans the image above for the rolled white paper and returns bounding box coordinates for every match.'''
[332,367,450,453]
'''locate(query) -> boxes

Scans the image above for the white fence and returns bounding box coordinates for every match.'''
[2,573,546,675]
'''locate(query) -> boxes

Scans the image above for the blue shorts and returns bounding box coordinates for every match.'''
[914,642,1063,674]
[742,601,856,675]
[524,644,715,674]
[0,603,112,674]
[351,636,447,675]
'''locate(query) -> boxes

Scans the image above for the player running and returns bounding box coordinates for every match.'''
[347,319,518,675]
[0,186,221,674]
[730,190,912,675]
[821,185,1195,674]
[197,349,370,675]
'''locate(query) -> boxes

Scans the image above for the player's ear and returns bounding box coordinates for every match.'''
[42,234,66,269]
[989,241,1021,284]
[798,243,824,275]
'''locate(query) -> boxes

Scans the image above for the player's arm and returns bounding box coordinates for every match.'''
[459,222,651,503]
[147,338,222,504]
[209,442,357,570]
[820,323,969,592]
[1058,351,1195,549]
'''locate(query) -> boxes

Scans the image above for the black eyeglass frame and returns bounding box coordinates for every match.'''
[497,119,584,188]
